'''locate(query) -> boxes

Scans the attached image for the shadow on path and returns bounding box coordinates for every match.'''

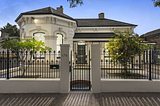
[0,93,160,106]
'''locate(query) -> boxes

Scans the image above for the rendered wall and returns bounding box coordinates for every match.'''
[0,79,60,93]
[101,79,160,92]
[17,15,75,52]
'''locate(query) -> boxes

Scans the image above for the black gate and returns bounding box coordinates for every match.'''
[70,50,91,91]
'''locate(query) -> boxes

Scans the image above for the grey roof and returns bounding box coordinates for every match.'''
[15,7,137,27]
[15,7,74,22]
[141,28,160,38]
[75,19,137,27]
[73,33,115,39]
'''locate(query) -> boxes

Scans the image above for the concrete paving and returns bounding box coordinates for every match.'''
[0,92,160,106]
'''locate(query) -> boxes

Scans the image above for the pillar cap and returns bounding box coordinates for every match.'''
[60,44,70,47]
[91,44,101,47]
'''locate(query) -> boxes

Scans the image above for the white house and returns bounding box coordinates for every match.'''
[15,6,137,63]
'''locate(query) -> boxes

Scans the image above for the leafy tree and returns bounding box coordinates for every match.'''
[106,30,152,74]
[67,0,160,8]
[1,38,51,77]
[67,0,83,8]
[152,0,160,7]
[0,23,20,37]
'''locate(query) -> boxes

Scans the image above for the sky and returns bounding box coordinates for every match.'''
[0,0,160,36]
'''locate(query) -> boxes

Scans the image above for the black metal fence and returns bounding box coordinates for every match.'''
[101,50,160,80]
[0,50,60,79]
[2,48,160,80]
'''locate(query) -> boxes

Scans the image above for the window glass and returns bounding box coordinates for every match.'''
[56,33,63,53]
[34,32,45,42]
[33,32,45,59]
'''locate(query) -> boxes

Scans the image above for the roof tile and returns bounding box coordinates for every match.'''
[15,7,74,22]
[75,19,137,27]
[15,7,137,27]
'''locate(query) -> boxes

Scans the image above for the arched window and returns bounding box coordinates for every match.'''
[33,32,45,59]
[56,33,63,53]
[33,32,45,42]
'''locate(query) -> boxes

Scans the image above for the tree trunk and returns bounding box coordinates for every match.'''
[121,59,128,75]
[21,53,33,77]
[21,62,25,76]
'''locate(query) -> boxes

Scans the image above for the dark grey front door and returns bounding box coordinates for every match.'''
[76,45,86,64]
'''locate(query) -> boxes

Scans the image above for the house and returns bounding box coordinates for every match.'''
[141,28,160,50]
[15,6,137,63]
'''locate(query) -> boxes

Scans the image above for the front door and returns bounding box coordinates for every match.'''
[76,45,86,64]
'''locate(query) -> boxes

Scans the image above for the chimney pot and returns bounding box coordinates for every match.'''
[99,13,104,19]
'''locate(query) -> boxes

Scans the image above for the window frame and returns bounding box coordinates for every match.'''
[56,33,63,53]
[33,32,45,59]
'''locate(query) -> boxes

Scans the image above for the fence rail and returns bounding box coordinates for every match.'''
[0,50,60,79]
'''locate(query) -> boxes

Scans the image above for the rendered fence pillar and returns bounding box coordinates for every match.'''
[91,44,101,93]
[60,44,70,93]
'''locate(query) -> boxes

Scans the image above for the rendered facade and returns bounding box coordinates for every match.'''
[15,6,137,63]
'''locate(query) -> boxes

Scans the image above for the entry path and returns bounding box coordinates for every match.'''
[0,92,160,106]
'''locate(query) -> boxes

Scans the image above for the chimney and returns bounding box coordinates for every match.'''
[57,5,63,13]
[99,13,104,19]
